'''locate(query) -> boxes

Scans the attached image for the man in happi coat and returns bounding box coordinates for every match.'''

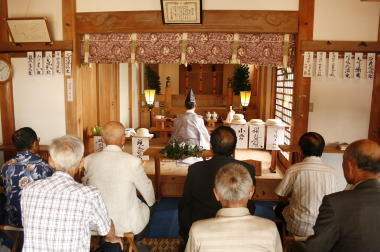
[171,89,210,150]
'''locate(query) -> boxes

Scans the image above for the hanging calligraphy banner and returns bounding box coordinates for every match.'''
[35,51,43,76]
[64,51,72,76]
[343,52,352,80]
[44,51,53,76]
[366,53,376,80]
[93,136,105,152]
[266,125,285,150]
[132,137,150,160]
[248,124,265,149]
[354,52,363,79]
[302,51,313,77]
[327,52,338,79]
[54,51,62,74]
[315,52,326,78]
[231,124,248,149]
[27,51,34,76]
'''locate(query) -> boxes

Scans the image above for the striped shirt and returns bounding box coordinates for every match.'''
[21,171,111,252]
[186,208,282,252]
[275,156,337,236]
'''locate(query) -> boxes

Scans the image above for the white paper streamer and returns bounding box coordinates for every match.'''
[303,51,313,77]
[366,53,376,80]
[354,53,363,79]
[44,51,53,76]
[35,51,43,76]
[328,52,338,79]
[27,52,34,76]
[54,51,62,74]
[316,52,326,78]
[67,78,73,102]
[343,52,352,79]
[64,51,72,76]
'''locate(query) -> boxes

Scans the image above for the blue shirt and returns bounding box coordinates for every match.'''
[1,150,53,227]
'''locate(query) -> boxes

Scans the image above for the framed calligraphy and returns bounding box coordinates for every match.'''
[161,0,202,24]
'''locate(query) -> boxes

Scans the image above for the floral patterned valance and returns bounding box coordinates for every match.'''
[81,32,295,67]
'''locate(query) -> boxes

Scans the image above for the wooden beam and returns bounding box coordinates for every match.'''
[128,63,133,127]
[0,0,15,149]
[301,40,380,52]
[0,41,73,53]
[76,10,298,34]
[368,18,380,144]
[292,0,314,144]
[62,0,83,138]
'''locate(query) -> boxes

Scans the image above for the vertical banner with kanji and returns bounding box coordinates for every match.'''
[328,52,338,79]
[367,53,376,80]
[354,52,363,79]
[35,51,43,76]
[231,124,248,149]
[303,51,313,77]
[132,137,150,160]
[44,51,53,76]
[315,52,326,78]
[93,136,105,152]
[343,52,352,79]
[27,52,34,76]
[248,124,265,149]
[266,125,285,150]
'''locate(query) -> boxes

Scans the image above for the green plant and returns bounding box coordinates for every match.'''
[231,64,251,95]
[91,125,102,136]
[160,140,204,160]
[145,65,161,94]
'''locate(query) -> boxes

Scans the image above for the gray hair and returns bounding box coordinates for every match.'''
[215,163,253,203]
[49,135,84,172]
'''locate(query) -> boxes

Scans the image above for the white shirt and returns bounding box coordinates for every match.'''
[83,145,155,236]
[275,156,338,236]
[171,110,210,150]
[21,172,110,252]
[186,208,282,252]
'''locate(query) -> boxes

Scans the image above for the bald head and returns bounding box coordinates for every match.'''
[102,121,125,146]
[343,139,380,184]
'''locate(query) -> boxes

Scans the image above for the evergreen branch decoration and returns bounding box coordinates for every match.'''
[231,64,251,95]
[160,140,204,160]
[145,65,161,94]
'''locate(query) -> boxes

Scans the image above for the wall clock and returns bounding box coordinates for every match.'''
[0,57,13,83]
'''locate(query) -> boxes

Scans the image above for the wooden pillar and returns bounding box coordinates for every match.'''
[62,0,83,138]
[0,0,15,148]
[368,18,380,144]
[292,0,314,144]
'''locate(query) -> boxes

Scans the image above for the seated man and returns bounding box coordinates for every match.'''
[290,139,380,252]
[275,132,337,237]
[179,126,256,242]
[1,127,53,227]
[21,135,121,252]
[83,121,155,238]
[171,89,210,150]
[186,163,282,252]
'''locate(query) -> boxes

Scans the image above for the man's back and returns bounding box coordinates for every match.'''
[1,151,53,227]
[21,171,110,252]
[275,156,337,236]
[186,208,282,252]
[83,145,155,235]
[292,179,380,252]
[171,111,210,149]
[179,155,255,240]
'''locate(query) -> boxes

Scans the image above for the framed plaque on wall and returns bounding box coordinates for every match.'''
[161,0,202,24]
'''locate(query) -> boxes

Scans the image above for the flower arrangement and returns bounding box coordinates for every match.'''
[160,140,204,160]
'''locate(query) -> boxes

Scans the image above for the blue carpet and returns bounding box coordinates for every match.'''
[148,197,278,238]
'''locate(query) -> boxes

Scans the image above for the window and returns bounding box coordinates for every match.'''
[275,67,294,159]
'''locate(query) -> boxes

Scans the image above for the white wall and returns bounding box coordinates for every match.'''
[76,0,299,12]
[7,0,66,145]
[310,0,380,188]
[11,58,66,145]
